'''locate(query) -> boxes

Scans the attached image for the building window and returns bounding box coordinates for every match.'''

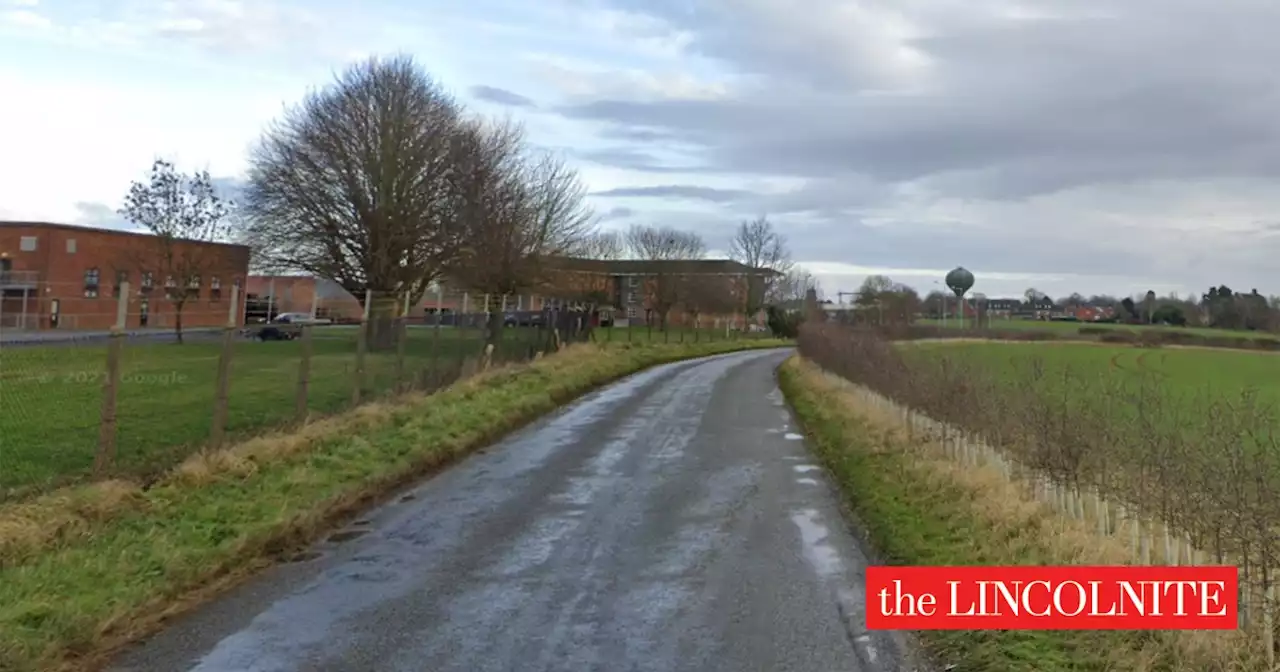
[66,239,77,254]
[83,267,100,298]
[210,276,222,301]
[140,271,154,294]
[164,274,177,299]
[186,275,201,298]
[626,306,637,319]
[627,275,639,288]
[112,270,129,298]
[19,236,36,252]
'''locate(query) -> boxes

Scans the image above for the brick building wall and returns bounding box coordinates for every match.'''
[540,260,769,327]
[0,221,250,331]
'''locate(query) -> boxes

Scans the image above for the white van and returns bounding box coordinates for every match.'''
[273,313,333,325]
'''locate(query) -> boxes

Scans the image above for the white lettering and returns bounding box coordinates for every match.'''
[1053,580,1087,617]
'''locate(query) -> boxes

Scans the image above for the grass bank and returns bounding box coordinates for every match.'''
[0,338,788,672]
[778,355,1256,672]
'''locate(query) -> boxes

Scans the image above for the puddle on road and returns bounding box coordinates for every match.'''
[790,508,843,578]
[784,432,803,440]
[284,550,323,564]
[328,529,370,544]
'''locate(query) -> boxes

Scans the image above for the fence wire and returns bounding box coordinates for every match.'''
[0,283,771,501]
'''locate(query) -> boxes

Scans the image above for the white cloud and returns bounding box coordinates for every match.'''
[0,8,49,28]
[0,66,287,221]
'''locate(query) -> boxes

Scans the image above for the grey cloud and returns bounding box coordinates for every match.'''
[561,0,1280,199]
[470,85,538,108]
[598,206,636,221]
[591,185,747,202]
[211,176,247,203]
[73,202,135,231]
[574,147,715,173]
[599,127,678,142]
[548,0,1280,293]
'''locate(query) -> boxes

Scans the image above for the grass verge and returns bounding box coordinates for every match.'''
[777,355,1257,672]
[0,338,788,672]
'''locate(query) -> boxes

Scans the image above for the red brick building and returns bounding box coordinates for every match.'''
[541,258,774,327]
[244,258,775,327]
[0,221,250,331]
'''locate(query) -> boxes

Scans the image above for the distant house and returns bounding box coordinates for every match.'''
[984,298,1021,317]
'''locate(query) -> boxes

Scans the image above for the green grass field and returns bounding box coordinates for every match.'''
[904,339,1280,388]
[916,316,1280,341]
[900,339,1280,424]
[0,325,756,496]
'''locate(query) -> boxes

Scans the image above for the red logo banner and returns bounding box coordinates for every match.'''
[866,565,1238,630]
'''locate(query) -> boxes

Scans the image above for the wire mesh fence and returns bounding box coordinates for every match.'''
[0,282,771,501]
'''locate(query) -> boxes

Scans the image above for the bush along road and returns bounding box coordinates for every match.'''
[92,346,931,672]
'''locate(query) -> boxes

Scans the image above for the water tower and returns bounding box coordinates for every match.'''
[945,266,975,329]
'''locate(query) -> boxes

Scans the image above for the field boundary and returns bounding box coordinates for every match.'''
[778,355,1262,671]
[0,339,789,672]
[900,336,1280,357]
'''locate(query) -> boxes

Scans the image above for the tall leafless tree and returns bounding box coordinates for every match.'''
[239,55,467,348]
[625,224,705,329]
[680,273,739,328]
[447,117,594,344]
[575,229,626,260]
[774,268,820,305]
[728,215,793,313]
[118,158,234,343]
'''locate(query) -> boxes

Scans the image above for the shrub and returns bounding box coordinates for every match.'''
[797,321,1280,658]
[765,305,803,339]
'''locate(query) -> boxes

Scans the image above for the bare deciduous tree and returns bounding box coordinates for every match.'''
[625,224,705,329]
[240,54,466,348]
[448,117,594,344]
[680,274,739,328]
[119,158,234,343]
[774,268,820,306]
[575,230,626,260]
[728,215,793,312]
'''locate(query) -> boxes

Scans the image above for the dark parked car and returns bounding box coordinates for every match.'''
[503,311,545,327]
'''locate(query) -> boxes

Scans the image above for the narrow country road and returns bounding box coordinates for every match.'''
[109,348,927,672]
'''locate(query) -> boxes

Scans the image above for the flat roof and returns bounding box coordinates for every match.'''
[0,220,250,251]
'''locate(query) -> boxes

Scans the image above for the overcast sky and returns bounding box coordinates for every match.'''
[3,0,1279,300]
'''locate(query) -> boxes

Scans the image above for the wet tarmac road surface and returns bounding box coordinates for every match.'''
[109,348,928,672]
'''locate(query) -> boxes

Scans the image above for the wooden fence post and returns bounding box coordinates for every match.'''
[352,289,372,405]
[429,283,443,387]
[93,282,130,477]
[294,290,317,421]
[395,292,410,389]
[210,284,239,446]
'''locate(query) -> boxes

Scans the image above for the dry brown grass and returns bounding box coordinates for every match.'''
[0,346,576,569]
